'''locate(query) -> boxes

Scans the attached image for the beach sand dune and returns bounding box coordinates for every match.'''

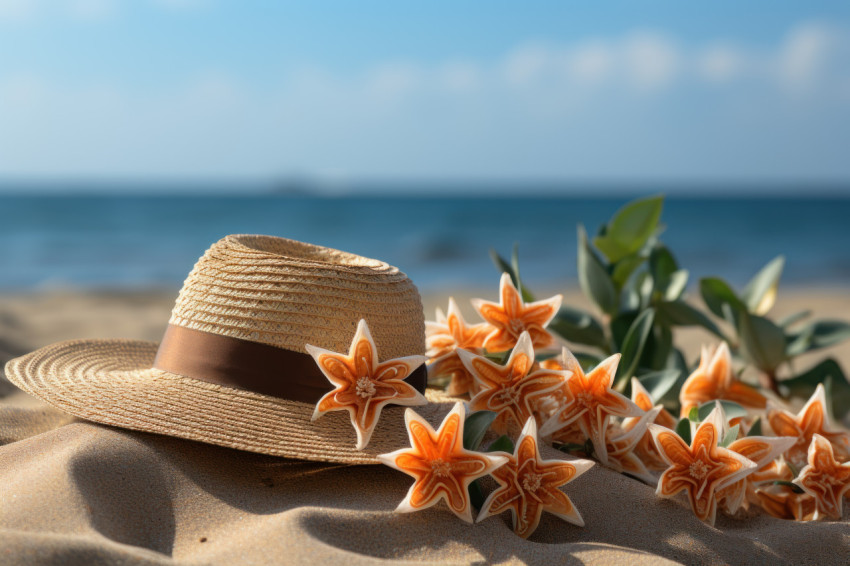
[0,289,848,565]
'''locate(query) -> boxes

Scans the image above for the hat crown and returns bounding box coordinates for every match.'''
[168,235,425,358]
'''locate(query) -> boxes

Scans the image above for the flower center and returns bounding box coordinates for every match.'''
[522,473,543,493]
[431,458,453,477]
[496,386,521,405]
[355,377,376,399]
[689,459,710,480]
[820,471,842,486]
[509,319,526,335]
[576,391,595,408]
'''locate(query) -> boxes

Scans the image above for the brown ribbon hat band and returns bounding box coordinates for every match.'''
[153,324,428,404]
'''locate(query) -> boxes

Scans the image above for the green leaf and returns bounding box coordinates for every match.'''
[463,410,497,451]
[772,480,805,494]
[700,277,746,325]
[557,442,589,454]
[548,306,609,352]
[742,256,784,315]
[489,248,512,280]
[489,247,534,302]
[698,400,748,422]
[611,256,646,290]
[663,269,689,301]
[622,271,652,312]
[484,348,513,364]
[510,243,535,303]
[737,312,787,373]
[657,299,726,339]
[676,417,692,445]
[644,324,673,371]
[787,320,850,357]
[614,308,655,390]
[610,312,637,353]
[778,310,812,329]
[638,272,655,310]
[592,195,664,263]
[487,435,515,454]
[687,407,700,422]
[577,225,618,315]
[650,244,679,282]
[747,417,763,437]
[721,424,740,447]
[468,479,485,510]
[636,369,681,403]
[780,358,850,423]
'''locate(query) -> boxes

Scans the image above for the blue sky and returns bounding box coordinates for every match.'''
[1,1,849,188]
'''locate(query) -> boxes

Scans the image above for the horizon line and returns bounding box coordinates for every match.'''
[0,177,849,197]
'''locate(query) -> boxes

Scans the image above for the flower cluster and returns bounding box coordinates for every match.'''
[418,272,850,530]
[378,402,594,539]
[425,272,562,396]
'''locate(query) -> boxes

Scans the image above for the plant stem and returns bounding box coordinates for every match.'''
[759,371,782,398]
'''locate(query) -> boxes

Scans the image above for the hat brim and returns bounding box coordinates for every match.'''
[5,339,454,464]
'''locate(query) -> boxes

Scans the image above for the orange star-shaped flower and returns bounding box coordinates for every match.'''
[378,402,508,523]
[754,482,816,522]
[457,331,571,434]
[426,298,491,396]
[477,417,593,538]
[716,435,796,515]
[539,349,643,465]
[766,383,850,471]
[793,433,850,520]
[604,410,658,485]
[623,377,678,471]
[649,404,757,526]
[471,272,562,352]
[306,319,428,450]
[679,342,767,417]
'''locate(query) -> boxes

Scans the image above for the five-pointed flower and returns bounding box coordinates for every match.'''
[754,482,816,522]
[378,402,508,523]
[477,417,594,538]
[766,383,850,470]
[679,342,767,417]
[624,377,677,471]
[649,404,757,526]
[539,348,643,465]
[716,434,796,515]
[425,298,491,396]
[457,331,571,434]
[605,408,660,485]
[471,272,562,352]
[793,433,850,520]
[306,319,428,450]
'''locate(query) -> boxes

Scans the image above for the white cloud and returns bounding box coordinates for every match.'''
[697,44,746,83]
[1,21,849,180]
[621,33,680,90]
[365,63,423,100]
[779,23,842,91]
[565,42,614,85]
[503,44,550,87]
[437,62,481,93]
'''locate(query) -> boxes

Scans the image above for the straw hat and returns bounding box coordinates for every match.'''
[5,234,452,464]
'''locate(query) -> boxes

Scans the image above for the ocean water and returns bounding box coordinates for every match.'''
[1,194,849,293]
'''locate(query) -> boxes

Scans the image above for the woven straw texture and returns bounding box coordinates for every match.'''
[4,235,449,464]
[171,234,425,357]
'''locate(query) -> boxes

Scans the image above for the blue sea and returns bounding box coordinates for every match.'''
[1,194,849,292]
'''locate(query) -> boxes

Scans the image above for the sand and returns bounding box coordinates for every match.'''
[1,288,849,565]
